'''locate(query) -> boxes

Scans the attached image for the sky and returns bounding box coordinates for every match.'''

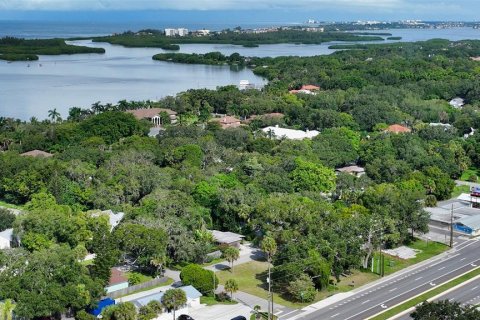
[0,0,478,22]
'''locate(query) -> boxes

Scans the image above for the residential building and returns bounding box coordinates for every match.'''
[89,210,124,232]
[385,124,411,134]
[127,285,202,314]
[453,215,480,236]
[106,268,129,294]
[210,230,245,248]
[195,29,211,36]
[164,28,189,37]
[289,84,321,95]
[20,150,53,158]
[261,125,320,140]
[164,28,177,37]
[177,28,189,37]
[211,115,241,129]
[126,108,177,126]
[449,97,465,109]
[0,228,13,249]
[336,165,366,177]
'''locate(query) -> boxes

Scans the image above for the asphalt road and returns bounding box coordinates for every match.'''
[394,276,480,320]
[295,239,480,320]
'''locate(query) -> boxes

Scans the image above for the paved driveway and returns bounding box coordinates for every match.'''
[188,303,252,320]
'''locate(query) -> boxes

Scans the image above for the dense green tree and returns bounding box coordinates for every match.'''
[411,300,480,320]
[180,264,218,295]
[290,158,336,192]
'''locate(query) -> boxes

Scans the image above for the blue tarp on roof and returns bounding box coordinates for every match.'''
[90,298,115,316]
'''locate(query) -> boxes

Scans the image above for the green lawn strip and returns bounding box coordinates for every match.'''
[372,239,449,276]
[370,267,480,320]
[451,185,471,198]
[460,168,480,182]
[125,271,154,284]
[0,200,23,210]
[200,296,238,306]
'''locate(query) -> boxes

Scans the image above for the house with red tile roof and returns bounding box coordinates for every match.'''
[385,124,411,134]
[210,115,242,129]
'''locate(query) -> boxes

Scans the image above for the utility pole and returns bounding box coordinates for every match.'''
[267,266,271,320]
[450,204,454,248]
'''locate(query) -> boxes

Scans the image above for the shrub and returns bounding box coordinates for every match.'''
[0,209,15,232]
[180,264,218,295]
[468,174,478,182]
[425,195,437,207]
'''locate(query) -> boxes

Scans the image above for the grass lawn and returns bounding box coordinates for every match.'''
[372,239,449,276]
[451,185,471,198]
[0,200,23,210]
[125,271,154,284]
[460,168,480,182]
[202,257,225,267]
[370,267,480,320]
[200,296,238,306]
[216,239,447,309]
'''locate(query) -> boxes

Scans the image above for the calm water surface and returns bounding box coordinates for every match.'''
[2,27,480,120]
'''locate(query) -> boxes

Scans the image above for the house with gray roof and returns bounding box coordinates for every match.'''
[210,230,245,248]
[454,215,480,236]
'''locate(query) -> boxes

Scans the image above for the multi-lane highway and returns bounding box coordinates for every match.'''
[292,238,480,320]
[394,276,480,320]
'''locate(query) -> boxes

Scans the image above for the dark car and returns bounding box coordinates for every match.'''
[177,315,194,320]
[231,317,247,320]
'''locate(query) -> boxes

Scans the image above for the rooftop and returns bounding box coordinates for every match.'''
[455,215,480,231]
[336,165,365,174]
[126,108,177,120]
[261,125,320,140]
[130,285,202,307]
[108,268,128,286]
[0,228,13,241]
[385,124,411,134]
[211,115,241,125]
[210,230,245,244]
[20,150,53,158]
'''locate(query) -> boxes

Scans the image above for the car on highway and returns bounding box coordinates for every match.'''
[231,317,247,320]
[177,315,194,320]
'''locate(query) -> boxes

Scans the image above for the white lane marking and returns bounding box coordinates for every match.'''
[381,304,388,309]
[415,277,423,281]
[438,267,446,270]
[389,287,397,292]
[471,286,478,291]
[361,300,370,305]
[331,313,340,318]
[461,258,467,261]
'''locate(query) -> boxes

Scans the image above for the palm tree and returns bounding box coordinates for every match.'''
[223,246,240,273]
[224,279,239,299]
[261,237,277,320]
[0,299,15,320]
[150,254,166,277]
[47,108,61,123]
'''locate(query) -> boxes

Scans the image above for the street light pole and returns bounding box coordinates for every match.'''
[450,204,454,248]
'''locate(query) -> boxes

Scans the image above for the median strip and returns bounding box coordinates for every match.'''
[368,267,480,320]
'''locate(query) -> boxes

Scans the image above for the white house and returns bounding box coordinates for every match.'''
[449,97,465,109]
[177,28,189,37]
[261,125,320,140]
[0,228,13,249]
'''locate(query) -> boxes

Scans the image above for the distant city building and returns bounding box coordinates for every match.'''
[194,29,211,36]
[261,125,320,140]
[164,28,189,37]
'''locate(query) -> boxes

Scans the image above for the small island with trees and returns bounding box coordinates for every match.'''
[0,36,105,61]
